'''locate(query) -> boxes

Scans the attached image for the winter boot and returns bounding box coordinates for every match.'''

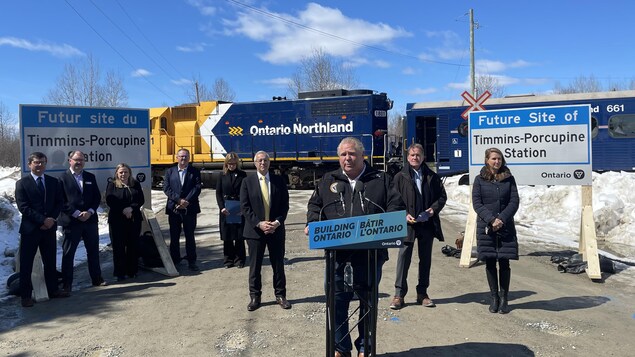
[498,269,511,314]
[486,267,499,313]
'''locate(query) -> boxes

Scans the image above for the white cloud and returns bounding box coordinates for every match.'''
[258,77,292,88]
[221,3,410,65]
[131,69,152,78]
[405,87,437,96]
[176,43,206,52]
[0,36,84,58]
[187,0,216,16]
[476,59,533,73]
[402,67,418,75]
[171,78,192,86]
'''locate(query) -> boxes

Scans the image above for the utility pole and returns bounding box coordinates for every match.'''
[470,8,476,96]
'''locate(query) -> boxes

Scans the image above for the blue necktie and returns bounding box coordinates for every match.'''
[37,176,45,196]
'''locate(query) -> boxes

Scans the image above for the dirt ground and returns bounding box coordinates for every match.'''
[1,189,634,357]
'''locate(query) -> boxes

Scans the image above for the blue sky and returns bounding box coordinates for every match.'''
[2,0,635,119]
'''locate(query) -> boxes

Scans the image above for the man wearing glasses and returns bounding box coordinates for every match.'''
[15,152,67,307]
[164,148,202,271]
[59,150,106,291]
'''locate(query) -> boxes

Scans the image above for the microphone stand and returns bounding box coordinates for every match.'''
[319,200,341,357]
[361,194,384,357]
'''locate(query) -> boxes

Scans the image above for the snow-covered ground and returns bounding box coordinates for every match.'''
[1,167,634,298]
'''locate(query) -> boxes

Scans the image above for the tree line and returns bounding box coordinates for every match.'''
[2,49,634,167]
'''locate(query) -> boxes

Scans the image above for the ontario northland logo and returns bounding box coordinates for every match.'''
[228,126,243,136]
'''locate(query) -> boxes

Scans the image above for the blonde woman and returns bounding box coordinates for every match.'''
[215,153,247,268]
[106,163,145,281]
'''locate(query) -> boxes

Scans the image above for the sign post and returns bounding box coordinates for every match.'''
[460,104,600,280]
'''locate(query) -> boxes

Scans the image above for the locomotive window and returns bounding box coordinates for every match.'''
[310,99,369,116]
[608,115,635,138]
[591,117,598,139]
[160,117,167,130]
[457,121,468,137]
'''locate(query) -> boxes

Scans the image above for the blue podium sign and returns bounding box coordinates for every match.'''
[308,210,407,250]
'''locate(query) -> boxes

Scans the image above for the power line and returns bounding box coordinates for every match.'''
[225,0,467,68]
[88,0,179,82]
[63,0,179,104]
[114,0,188,80]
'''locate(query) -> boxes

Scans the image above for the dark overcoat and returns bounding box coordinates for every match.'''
[393,164,446,243]
[215,169,247,241]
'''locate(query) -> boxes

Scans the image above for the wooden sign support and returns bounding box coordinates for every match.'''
[580,185,601,280]
[16,241,49,301]
[142,208,179,277]
[460,194,478,267]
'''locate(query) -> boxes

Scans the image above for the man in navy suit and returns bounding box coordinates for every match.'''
[59,150,105,291]
[163,148,202,271]
[240,151,290,311]
[15,152,68,307]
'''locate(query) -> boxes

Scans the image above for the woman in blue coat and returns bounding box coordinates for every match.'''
[472,148,519,314]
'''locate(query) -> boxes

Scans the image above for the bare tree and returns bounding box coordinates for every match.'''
[185,76,235,102]
[0,102,20,167]
[45,53,128,107]
[554,75,603,94]
[211,78,236,102]
[475,74,506,98]
[288,47,359,98]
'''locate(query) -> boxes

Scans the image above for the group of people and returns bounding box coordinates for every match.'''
[16,141,519,357]
[16,150,141,308]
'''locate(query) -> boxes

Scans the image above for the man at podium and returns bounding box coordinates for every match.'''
[306,137,404,357]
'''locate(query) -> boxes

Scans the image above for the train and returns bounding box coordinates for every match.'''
[150,89,393,188]
[404,90,635,182]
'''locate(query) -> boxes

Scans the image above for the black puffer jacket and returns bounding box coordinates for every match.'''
[307,163,405,264]
[472,166,520,260]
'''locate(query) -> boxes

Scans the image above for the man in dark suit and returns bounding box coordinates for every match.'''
[15,152,68,307]
[163,148,202,271]
[59,150,105,291]
[240,150,290,311]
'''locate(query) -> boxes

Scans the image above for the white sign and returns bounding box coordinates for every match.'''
[20,105,152,203]
[468,104,592,185]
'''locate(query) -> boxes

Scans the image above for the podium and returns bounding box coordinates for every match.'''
[309,210,406,357]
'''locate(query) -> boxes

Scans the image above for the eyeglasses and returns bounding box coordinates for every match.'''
[71,157,84,162]
[31,160,47,165]
[177,155,189,159]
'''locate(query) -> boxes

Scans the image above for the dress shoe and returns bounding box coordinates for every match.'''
[276,296,292,309]
[50,289,71,298]
[334,351,351,357]
[389,296,404,310]
[21,298,35,307]
[416,294,436,307]
[188,263,200,271]
[92,277,107,287]
[247,296,261,311]
[236,262,245,269]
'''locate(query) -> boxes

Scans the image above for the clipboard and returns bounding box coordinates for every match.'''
[224,200,242,224]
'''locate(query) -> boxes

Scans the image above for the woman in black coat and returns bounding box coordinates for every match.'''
[215,153,247,268]
[106,163,145,281]
[472,148,519,314]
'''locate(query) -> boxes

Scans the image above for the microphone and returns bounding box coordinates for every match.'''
[354,181,365,213]
[355,180,386,213]
[335,181,346,212]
